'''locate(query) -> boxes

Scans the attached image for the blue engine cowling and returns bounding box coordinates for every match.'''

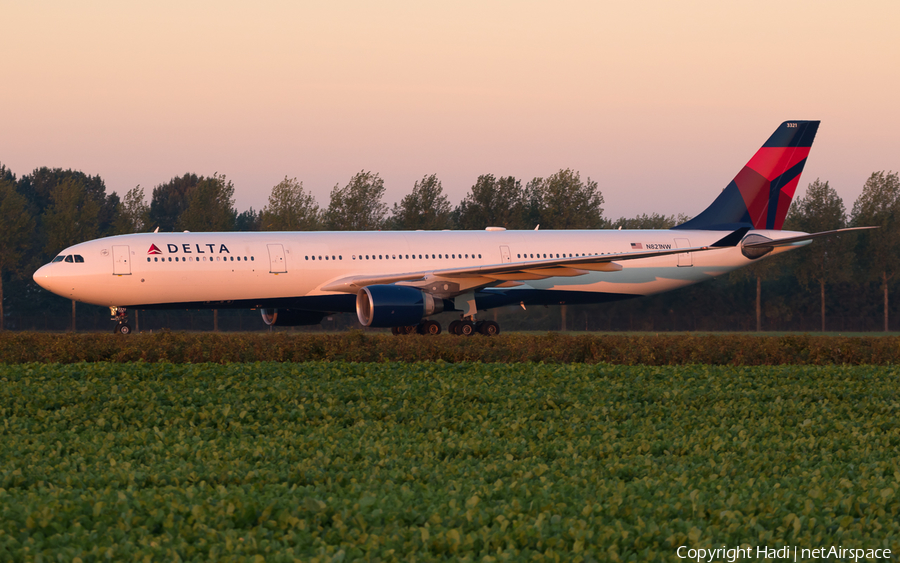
[260,308,326,327]
[356,285,443,327]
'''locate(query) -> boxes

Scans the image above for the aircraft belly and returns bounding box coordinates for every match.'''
[70,265,322,307]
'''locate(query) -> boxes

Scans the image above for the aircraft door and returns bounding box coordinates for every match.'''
[267,244,287,273]
[500,245,511,263]
[674,238,692,267]
[112,245,131,275]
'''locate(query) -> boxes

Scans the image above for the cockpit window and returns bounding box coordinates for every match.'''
[74,255,84,263]
[64,255,74,263]
[52,255,65,263]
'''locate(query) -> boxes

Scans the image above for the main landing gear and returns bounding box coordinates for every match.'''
[110,306,132,335]
[390,320,442,336]
[448,318,500,336]
[388,318,500,337]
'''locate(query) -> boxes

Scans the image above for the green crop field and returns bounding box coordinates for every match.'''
[1,362,899,562]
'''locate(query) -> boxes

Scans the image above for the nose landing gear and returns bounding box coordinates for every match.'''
[110,306,132,334]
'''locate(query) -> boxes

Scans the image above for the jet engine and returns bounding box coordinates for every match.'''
[356,285,443,327]
[260,308,326,326]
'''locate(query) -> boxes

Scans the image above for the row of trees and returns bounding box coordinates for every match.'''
[134,169,612,233]
[752,172,900,332]
[0,161,897,332]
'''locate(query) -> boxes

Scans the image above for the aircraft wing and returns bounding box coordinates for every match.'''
[319,240,730,294]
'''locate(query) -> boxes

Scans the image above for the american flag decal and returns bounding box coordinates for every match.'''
[630,243,643,250]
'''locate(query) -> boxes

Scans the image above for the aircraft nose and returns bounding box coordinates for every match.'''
[33,264,50,289]
[33,264,63,294]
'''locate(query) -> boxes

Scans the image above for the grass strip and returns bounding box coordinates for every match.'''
[2,331,900,364]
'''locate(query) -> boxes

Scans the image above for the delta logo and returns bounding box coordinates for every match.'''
[146,242,232,254]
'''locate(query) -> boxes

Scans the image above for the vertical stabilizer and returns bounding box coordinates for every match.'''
[674,121,819,231]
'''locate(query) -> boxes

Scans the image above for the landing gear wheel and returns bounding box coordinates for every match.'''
[110,306,131,335]
[478,320,500,336]
[459,321,475,336]
[419,320,441,335]
[403,325,418,335]
[391,326,402,336]
[449,320,462,335]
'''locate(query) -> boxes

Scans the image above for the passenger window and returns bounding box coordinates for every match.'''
[147,257,150,262]
[154,257,158,262]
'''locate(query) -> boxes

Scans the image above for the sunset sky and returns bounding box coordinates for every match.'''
[2,1,897,222]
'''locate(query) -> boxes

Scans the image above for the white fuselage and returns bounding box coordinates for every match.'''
[33,228,806,311]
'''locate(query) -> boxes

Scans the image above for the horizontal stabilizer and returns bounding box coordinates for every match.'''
[742,226,878,248]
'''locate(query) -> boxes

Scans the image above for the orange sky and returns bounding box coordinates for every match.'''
[2,1,897,222]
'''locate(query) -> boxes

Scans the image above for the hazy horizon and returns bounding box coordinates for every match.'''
[2,1,897,221]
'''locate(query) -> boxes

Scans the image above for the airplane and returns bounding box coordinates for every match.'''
[33,120,872,335]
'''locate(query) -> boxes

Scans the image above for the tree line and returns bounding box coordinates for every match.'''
[0,162,897,332]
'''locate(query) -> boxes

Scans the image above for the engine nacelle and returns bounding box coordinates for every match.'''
[260,308,326,327]
[356,285,443,327]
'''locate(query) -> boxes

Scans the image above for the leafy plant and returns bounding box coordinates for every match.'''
[1,362,898,561]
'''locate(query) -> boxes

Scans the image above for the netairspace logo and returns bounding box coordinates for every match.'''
[676,545,892,562]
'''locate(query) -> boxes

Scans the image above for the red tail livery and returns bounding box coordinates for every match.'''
[675,121,819,231]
